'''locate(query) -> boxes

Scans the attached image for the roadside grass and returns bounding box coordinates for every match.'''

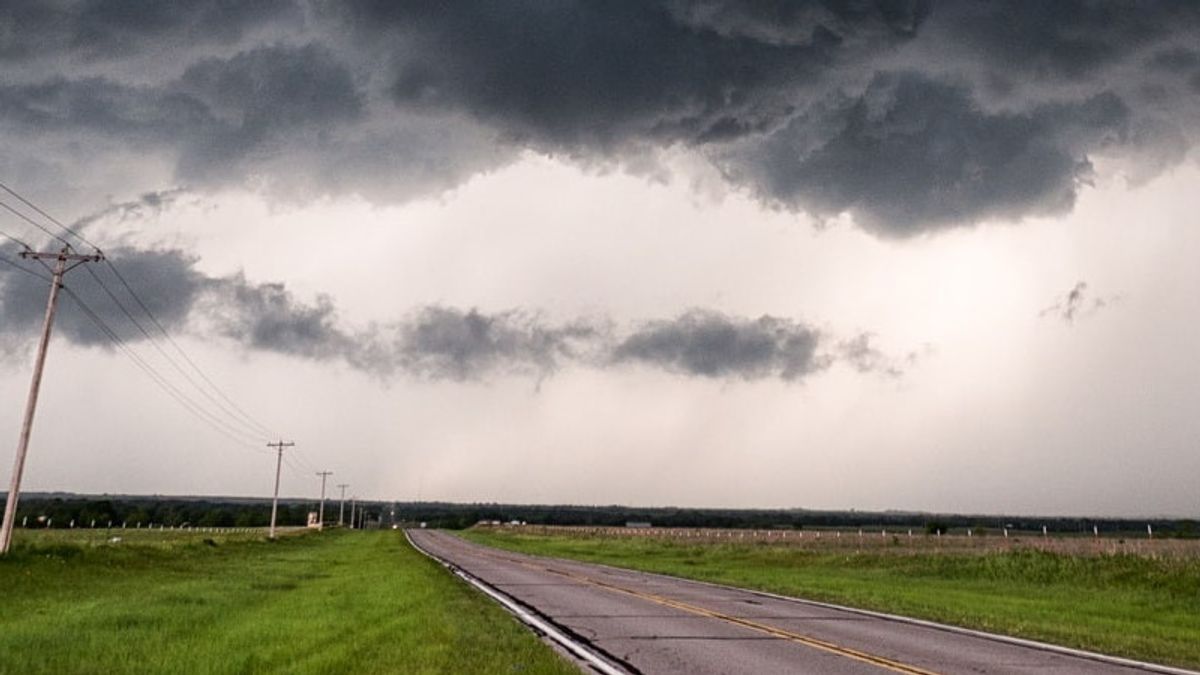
[463,528,1200,670]
[10,526,293,548]
[0,529,578,675]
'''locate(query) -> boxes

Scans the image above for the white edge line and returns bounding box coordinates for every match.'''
[465,533,1198,675]
[405,530,629,675]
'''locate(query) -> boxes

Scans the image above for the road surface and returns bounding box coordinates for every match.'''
[408,529,1192,675]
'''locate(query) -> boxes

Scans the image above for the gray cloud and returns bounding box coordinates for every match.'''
[721,73,1129,234]
[4,1,1198,233]
[1147,47,1200,74]
[202,275,352,361]
[0,0,298,62]
[353,1,922,149]
[392,307,602,381]
[918,2,1183,81]
[1,245,900,382]
[837,333,908,378]
[1039,281,1118,324]
[612,310,826,381]
[0,43,365,186]
[68,188,187,235]
[0,244,203,350]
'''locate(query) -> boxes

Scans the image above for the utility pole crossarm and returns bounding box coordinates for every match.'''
[20,249,104,263]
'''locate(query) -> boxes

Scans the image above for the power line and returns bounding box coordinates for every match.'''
[60,286,268,452]
[102,259,277,439]
[289,446,322,473]
[0,180,278,440]
[0,227,33,251]
[63,285,265,451]
[0,180,96,249]
[82,264,271,442]
[0,254,54,284]
[62,283,265,446]
[0,197,72,248]
[282,454,308,480]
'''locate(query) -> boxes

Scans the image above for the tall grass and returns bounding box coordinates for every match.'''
[0,530,576,675]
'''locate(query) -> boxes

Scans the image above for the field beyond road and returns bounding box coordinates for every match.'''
[0,529,577,675]
[464,526,1200,670]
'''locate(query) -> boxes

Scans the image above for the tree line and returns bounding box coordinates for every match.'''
[4,495,1195,537]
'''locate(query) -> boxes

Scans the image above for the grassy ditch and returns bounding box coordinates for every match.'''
[463,527,1200,669]
[0,529,577,675]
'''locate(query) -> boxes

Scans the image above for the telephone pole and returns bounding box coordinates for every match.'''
[350,497,356,530]
[315,470,332,528]
[337,483,348,526]
[1,246,103,555]
[266,440,294,539]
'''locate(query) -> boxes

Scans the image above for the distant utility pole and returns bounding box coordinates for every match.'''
[0,246,104,555]
[337,484,348,526]
[315,470,332,528]
[266,440,295,539]
[350,497,357,530]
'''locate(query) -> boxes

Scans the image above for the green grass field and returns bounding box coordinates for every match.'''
[463,527,1200,669]
[0,529,577,675]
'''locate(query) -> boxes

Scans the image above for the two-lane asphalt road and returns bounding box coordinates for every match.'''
[408,529,1193,675]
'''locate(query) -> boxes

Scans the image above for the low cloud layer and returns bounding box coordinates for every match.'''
[613,311,825,381]
[0,242,899,383]
[2,1,1199,235]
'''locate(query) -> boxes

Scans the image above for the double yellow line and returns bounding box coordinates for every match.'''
[483,548,941,675]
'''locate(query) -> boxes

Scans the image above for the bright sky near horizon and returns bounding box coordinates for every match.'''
[1,2,1197,516]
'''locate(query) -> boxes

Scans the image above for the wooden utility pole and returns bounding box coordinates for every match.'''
[337,483,348,526]
[315,470,332,528]
[1,247,103,555]
[350,497,356,530]
[266,440,294,539]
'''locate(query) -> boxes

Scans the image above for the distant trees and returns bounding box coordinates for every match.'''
[3,497,318,529]
[2,496,1197,538]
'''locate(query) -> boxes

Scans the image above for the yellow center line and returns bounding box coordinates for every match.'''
[475,546,942,675]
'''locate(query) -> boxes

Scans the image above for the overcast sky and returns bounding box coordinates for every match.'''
[1,1,1198,516]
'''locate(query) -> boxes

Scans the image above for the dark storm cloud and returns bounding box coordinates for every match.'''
[0,43,364,186]
[1147,47,1200,74]
[612,310,826,381]
[0,0,298,61]
[345,1,924,148]
[5,1,1199,233]
[170,43,366,183]
[917,1,1192,81]
[723,73,1130,233]
[327,0,1198,233]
